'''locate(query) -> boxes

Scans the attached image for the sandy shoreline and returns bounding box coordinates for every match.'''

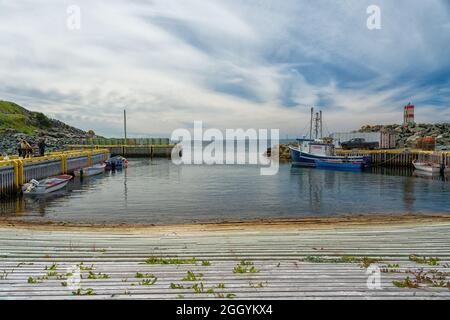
[1,213,450,233]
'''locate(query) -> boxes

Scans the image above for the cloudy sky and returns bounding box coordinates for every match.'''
[0,0,449,138]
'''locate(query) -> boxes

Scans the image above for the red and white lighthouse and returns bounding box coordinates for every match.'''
[403,103,414,124]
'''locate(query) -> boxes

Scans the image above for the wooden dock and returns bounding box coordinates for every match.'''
[1,220,449,299]
[336,149,450,167]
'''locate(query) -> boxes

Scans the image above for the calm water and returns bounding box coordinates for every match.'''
[1,158,449,224]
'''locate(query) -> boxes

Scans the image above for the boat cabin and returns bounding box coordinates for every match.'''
[297,139,335,156]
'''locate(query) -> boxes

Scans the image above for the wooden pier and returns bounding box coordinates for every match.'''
[0,219,449,299]
[336,149,450,167]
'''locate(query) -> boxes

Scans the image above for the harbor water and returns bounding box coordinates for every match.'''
[0,157,449,224]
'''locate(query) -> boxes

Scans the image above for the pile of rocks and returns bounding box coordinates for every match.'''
[0,127,92,155]
[265,144,292,160]
[358,123,450,148]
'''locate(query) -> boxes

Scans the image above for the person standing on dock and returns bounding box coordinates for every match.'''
[38,138,46,157]
[20,139,32,158]
[17,140,23,157]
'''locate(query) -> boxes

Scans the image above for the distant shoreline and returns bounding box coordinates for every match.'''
[1,213,449,233]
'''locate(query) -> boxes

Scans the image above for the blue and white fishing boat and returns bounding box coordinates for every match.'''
[289,139,371,168]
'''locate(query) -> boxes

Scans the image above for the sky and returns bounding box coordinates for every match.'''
[0,0,449,138]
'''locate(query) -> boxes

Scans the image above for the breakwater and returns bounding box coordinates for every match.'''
[0,149,108,197]
[275,144,450,167]
[67,144,176,158]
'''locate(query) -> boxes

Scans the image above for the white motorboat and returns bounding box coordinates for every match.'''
[74,163,106,177]
[412,160,441,173]
[22,175,73,194]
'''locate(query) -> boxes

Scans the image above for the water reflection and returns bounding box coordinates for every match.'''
[0,159,449,224]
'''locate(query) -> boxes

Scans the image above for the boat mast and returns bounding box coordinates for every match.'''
[309,107,313,139]
[320,110,323,139]
[314,112,319,139]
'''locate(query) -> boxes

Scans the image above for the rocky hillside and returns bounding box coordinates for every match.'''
[0,100,96,155]
[357,123,450,148]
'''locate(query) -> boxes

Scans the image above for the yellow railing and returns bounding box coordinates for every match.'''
[67,144,176,148]
[0,149,109,190]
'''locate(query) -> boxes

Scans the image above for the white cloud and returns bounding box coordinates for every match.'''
[0,0,449,137]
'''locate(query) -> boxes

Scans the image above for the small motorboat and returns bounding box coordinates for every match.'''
[22,175,73,194]
[412,160,441,173]
[74,163,106,177]
[105,156,128,170]
[316,159,365,170]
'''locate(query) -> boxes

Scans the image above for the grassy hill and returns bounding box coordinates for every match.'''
[0,100,94,154]
[0,100,54,134]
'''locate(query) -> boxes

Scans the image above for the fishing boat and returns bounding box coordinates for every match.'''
[289,108,371,169]
[105,155,128,170]
[22,175,73,194]
[289,139,371,168]
[74,163,106,177]
[412,160,441,173]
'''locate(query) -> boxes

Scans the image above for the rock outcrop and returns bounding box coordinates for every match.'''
[0,100,99,155]
[357,123,450,148]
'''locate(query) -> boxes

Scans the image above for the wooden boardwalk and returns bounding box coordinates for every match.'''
[0,222,449,299]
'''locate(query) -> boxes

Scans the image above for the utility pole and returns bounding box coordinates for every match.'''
[124,109,127,145]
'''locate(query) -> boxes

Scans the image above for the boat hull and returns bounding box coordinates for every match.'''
[316,160,365,170]
[412,161,441,173]
[23,175,72,194]
[74,163,106,177]
[289,147,371,168]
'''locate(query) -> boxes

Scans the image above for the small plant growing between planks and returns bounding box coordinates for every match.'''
[233,260,260,274]
[143,256,197,265]
[249,281,266,288]
[301,256,383,268]
[409,255,439,266]
[392,268,450,290]
[78,262,95,271]
[139,277,158,286]
[72,288,96,296]
[182,271,203,281]
[87,271,110,279]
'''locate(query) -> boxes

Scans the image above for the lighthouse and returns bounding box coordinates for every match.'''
[403,103,415,125]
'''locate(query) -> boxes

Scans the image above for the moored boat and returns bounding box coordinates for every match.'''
[105,156,128,170]
[22,175,73,194]
[412,160,441,173]
[74,163,106,177]
[289,139,371,168]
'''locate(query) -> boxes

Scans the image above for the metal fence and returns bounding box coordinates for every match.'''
[0,149,109,197]
[0,164,16,197]
[79,138,171,145]
[23,158,62,183]
[66,155,89,172]
[91,152,106,164]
